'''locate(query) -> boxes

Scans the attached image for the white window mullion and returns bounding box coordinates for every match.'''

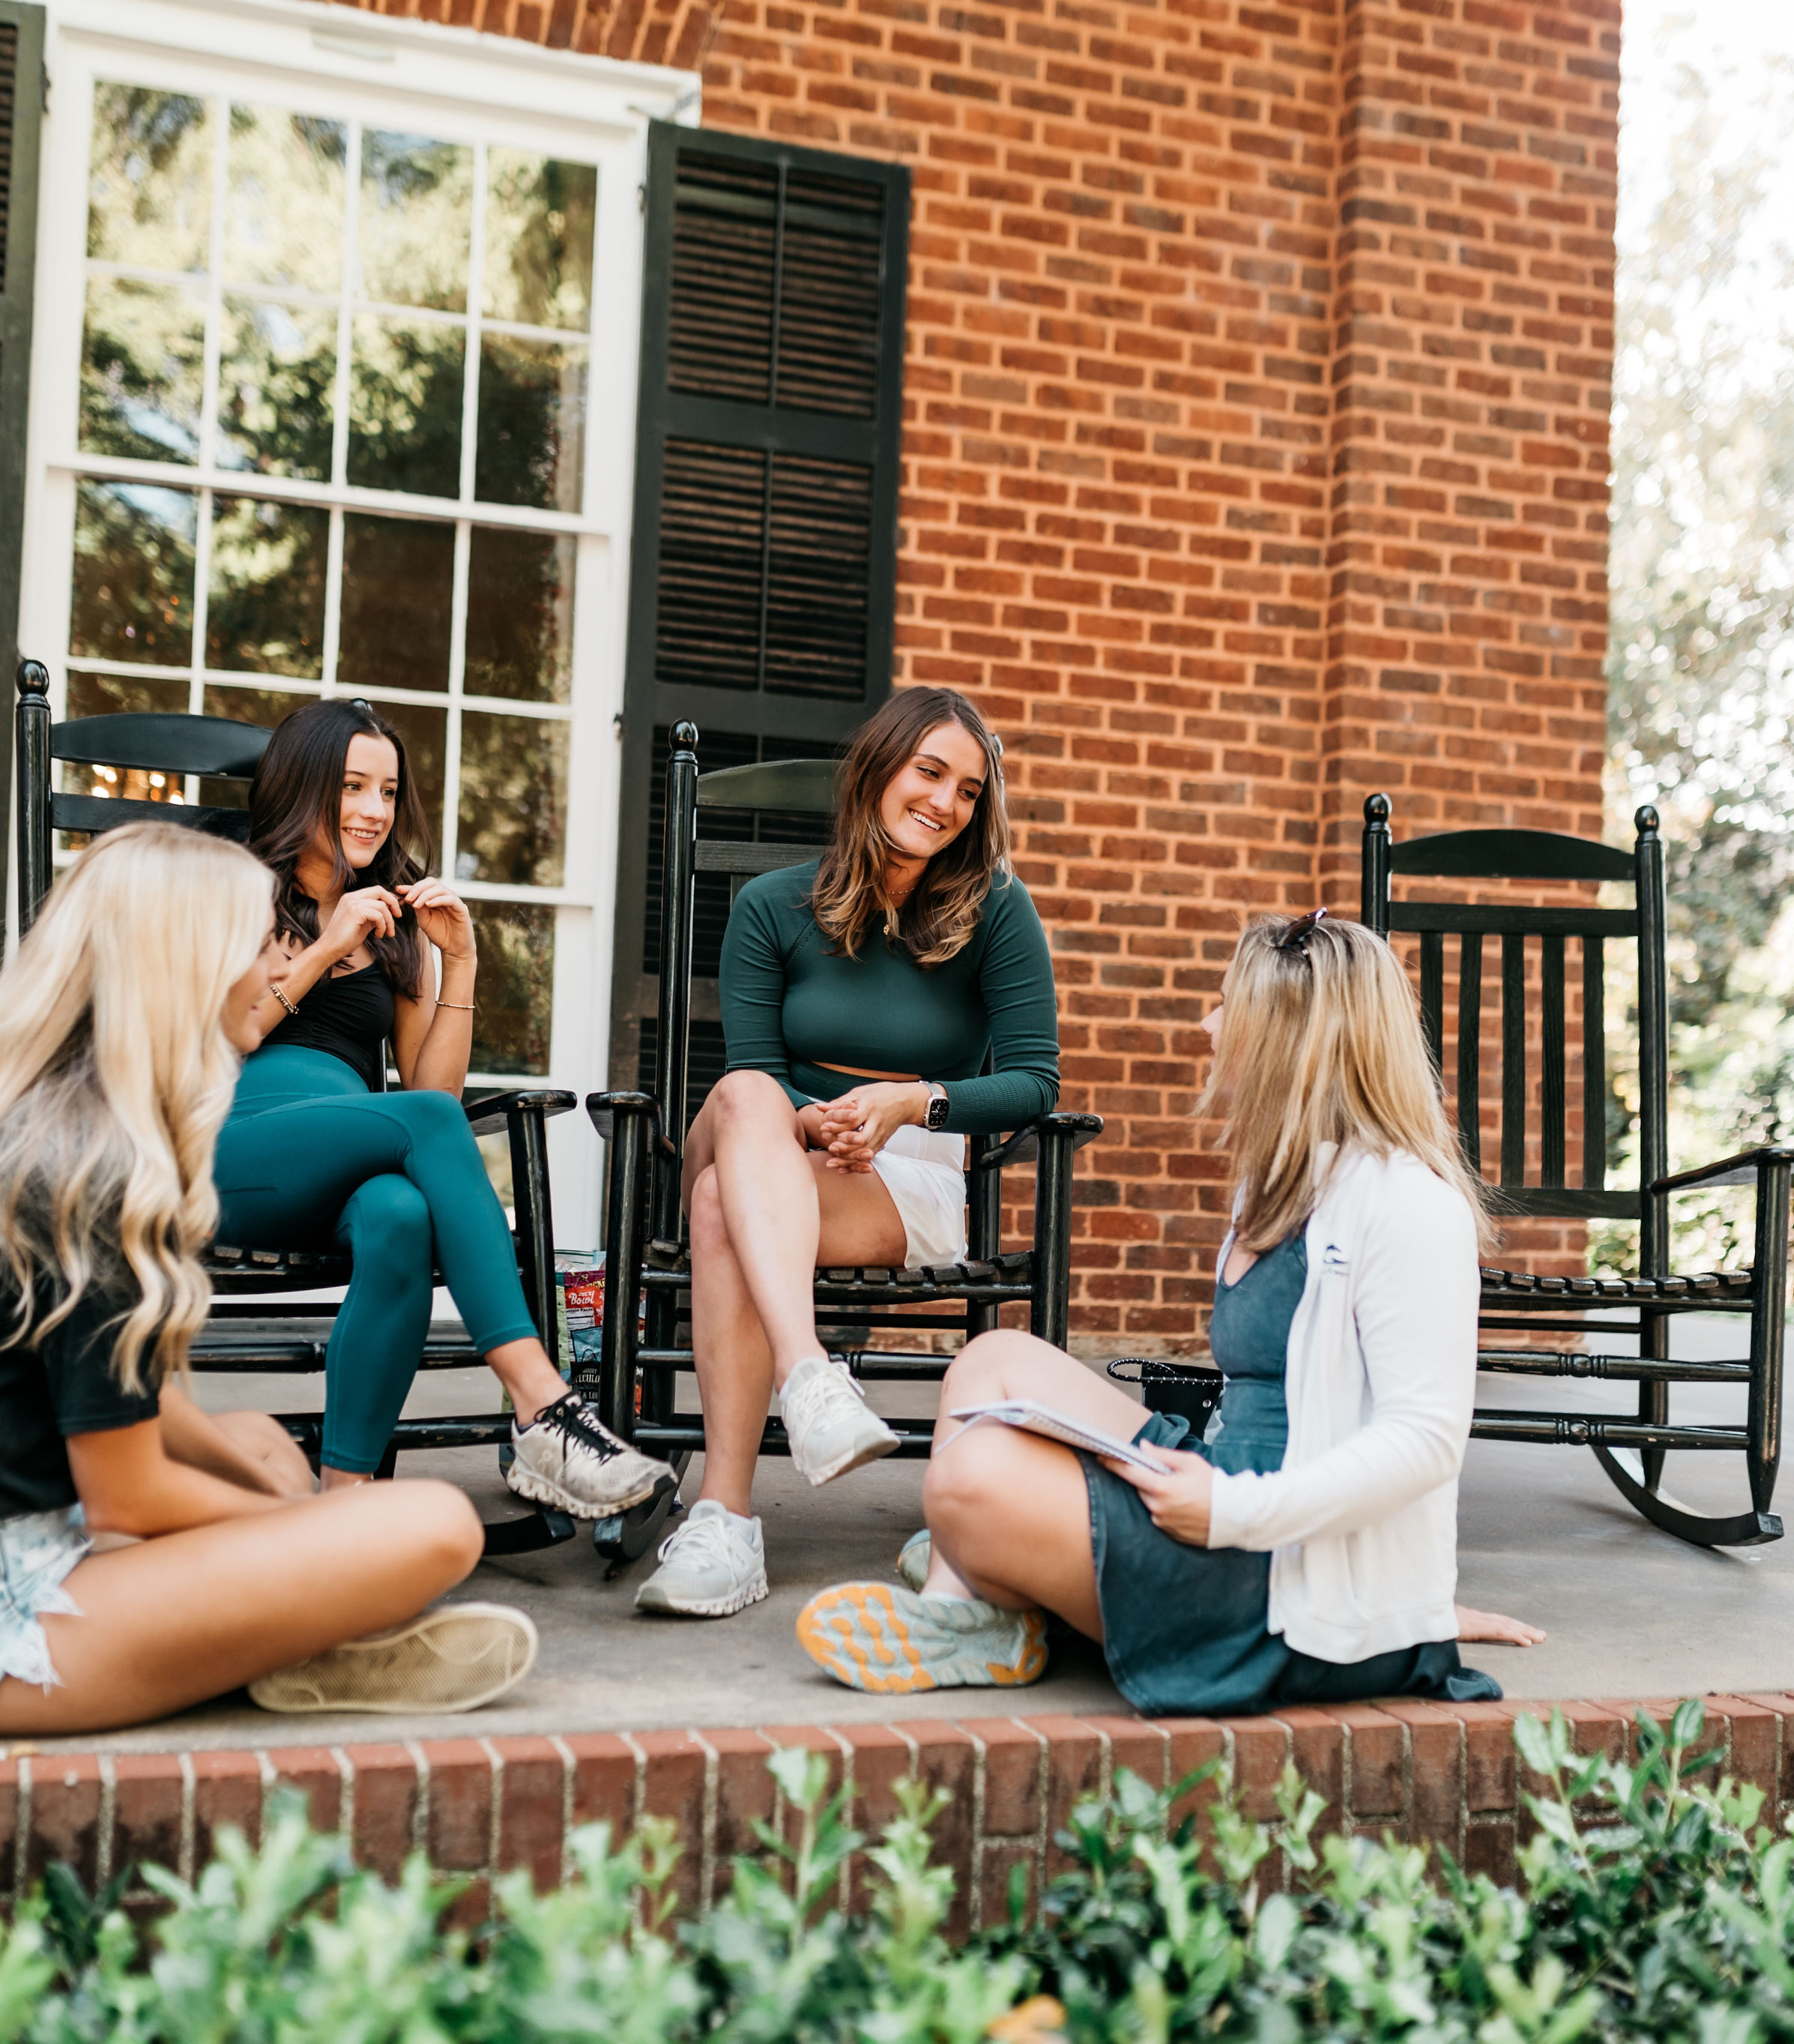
[459,144,487,509]
[320,507,345,694]
[441,519,469,881]
[197,92,228,477]
[189,487,213,722]
[332,120,361,495]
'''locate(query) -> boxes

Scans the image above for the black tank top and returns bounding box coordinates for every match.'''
[262,962,395,1091]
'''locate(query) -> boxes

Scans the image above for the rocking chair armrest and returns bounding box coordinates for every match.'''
[462,1088,577,1136]
[1652,1145,1794,1196]
[585,1090,678,1163]
[976,1111,1105,1172]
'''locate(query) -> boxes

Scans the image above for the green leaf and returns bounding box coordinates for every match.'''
[1253,1891,1299,1971]
[1671,1698,1708,1749]
[1513,1713,1556,1778]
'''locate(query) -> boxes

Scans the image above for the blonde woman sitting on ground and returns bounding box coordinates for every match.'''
[0,824,535,1734]
[797,909,1542,1706]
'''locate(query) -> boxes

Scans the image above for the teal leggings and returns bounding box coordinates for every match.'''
[215,1046,539,1473]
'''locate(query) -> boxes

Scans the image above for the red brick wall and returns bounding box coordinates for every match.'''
[334,0,1619,1348]
[8,1694,1789,1924]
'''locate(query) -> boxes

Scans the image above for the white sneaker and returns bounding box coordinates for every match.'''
[506,1393,673,1519]
[897,1528,931,1590]
[249,1602,538,1715]
[779,1354,899,1486]
[635,1499,768,1617]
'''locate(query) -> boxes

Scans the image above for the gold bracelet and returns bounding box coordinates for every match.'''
[436,999,477,1011]
[271,983,300,1019]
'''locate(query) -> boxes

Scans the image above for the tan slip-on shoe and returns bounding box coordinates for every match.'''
[248,1601,539,1715]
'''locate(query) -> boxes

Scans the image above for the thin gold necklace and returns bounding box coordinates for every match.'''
[884,878,917,939]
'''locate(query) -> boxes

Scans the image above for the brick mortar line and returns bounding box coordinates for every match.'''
[13,1695,1787,1914]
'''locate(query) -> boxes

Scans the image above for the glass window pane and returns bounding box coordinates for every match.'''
[207,496,327,678]
[468,901,554,1076]
[474,335,586,511]
[224,105,346,294]
[368,698,447,863]
[339,514,454,693]
[218,298,336,480]
[199,682,313,810]
[71,481,196,666]
[67,669,187,719]
[465,528,575,705]
[58,672,193,843]
[87,85,211,272]
[348,314,465,497]
[201,681,311,727]
[483,151,596,331]
[456,711,568,888]
[79,277,205,463]
[59,673,191,836]
[357,130,471,313]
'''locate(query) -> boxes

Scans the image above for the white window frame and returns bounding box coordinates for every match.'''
[19,0,700,1248]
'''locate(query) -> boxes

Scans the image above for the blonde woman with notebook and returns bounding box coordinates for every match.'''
[797,910,1541,1707]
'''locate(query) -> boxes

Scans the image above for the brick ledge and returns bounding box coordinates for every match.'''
[6,1695,1787,1929]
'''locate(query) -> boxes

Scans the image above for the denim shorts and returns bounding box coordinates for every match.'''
[0,1505,89,1690]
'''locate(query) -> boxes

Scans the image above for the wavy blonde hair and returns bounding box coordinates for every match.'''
[0,824,274,1392]
[809,687,1012,968]
[1203,913,1496,1255]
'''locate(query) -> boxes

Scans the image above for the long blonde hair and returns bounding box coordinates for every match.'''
[0,824,274,1391]
[1203,913,1496,1255]
[809,687,1012,967]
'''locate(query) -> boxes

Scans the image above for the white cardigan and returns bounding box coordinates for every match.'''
[1204,1145,1480,1664]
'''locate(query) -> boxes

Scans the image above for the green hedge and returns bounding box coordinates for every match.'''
[4,1701,1790,2043]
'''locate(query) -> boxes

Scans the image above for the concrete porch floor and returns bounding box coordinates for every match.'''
[32,1327,1794,1755]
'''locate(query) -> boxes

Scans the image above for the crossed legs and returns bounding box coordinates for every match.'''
[0,1480,482,1735]
[683,1070,907,1517]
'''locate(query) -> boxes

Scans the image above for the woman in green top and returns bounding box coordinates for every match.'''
[636,687,1060,1619]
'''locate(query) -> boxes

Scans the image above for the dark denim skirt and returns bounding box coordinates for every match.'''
[1082,1411,1500,1718]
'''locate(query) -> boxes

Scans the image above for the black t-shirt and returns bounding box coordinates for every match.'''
[0,1287,160,1519]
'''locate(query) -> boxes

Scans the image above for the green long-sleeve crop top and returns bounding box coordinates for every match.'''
[718,859,1060,1135]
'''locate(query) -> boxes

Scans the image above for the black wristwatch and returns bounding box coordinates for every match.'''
[923,1082,949,1132]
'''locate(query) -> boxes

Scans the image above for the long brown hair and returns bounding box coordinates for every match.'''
[247,698,429,998]
[1202,913,1496,1255]
[809,687,1012,968]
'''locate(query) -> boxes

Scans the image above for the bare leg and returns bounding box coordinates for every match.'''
[485,1337,575,1426]
[920,1330,1152,1638]
[0,1480,483,1736]
[685,1073,907,1519]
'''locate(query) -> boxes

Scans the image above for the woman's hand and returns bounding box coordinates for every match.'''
[318,884,403,964]
[797,1103,833,1151]
[1455,1603,1546,1646]
[1105,1445,1214,1546]
[397,878,477,963]
[816,1082,928,1171]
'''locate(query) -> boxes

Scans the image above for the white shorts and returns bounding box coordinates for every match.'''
[869,1124,968,1269]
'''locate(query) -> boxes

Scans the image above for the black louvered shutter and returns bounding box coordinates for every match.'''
[0,4,41,935]
[609,124,908,1092]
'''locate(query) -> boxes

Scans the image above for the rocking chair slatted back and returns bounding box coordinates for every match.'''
[1359,791,1787,1552]
[1361,793,1664,1236]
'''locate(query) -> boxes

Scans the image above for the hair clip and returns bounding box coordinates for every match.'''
[1274,906,1329,953]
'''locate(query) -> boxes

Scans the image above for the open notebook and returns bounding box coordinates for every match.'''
[948,1400,1171,1473]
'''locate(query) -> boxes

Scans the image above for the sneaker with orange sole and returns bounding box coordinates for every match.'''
[795,1581,1048,1694]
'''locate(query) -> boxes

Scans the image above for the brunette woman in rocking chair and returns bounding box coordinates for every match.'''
[218,698,668,1519]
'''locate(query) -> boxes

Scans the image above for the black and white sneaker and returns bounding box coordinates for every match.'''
[505,1393,672,1519]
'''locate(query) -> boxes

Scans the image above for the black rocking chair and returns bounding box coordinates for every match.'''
[1362,792,1788,1547]
[583,720,1102,1567]
[13,658,578,1555]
